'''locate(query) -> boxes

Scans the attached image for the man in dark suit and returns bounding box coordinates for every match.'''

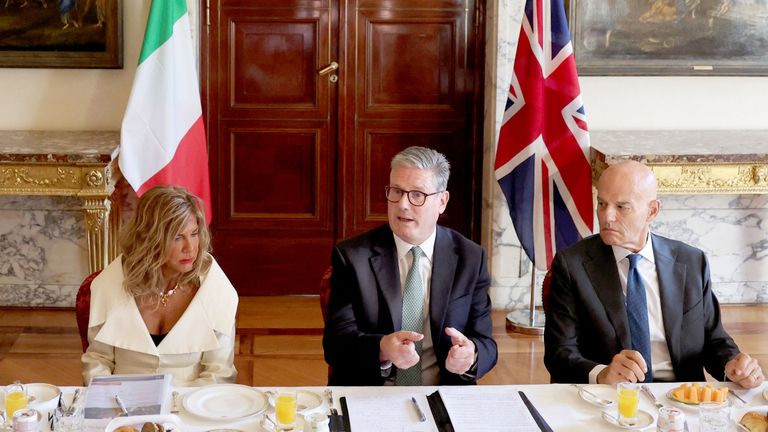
[323,146,497,385]
[545,160,764,387]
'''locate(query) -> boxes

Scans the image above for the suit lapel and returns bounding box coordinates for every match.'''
[652,234,685,364]
[430,227,457,344]
[584,237,632,349]
[370,230,402,331]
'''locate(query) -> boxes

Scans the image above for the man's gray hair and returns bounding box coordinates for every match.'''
[391,146,450,192]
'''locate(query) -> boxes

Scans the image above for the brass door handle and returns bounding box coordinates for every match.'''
[318,62,339,75]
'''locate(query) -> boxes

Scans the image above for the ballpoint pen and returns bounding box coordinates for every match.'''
[410,396,427,422]
[115,394,129,416]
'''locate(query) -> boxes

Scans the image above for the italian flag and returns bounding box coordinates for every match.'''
[119,0,212,223]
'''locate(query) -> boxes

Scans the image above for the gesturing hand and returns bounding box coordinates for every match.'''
[597,350,648,384]
[444,327,476,375]
[379,331,424,370]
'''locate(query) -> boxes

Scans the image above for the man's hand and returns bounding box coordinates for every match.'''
[597,350,648,384]
[725,353,764,389]
[379,331,424,369]
[444,327,476,375]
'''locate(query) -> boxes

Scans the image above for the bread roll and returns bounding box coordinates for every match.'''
[740,412,768,432]
[140,423,165,432]
[113,427,138,432]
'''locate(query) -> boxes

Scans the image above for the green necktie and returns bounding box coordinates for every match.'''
[396,246,424,386]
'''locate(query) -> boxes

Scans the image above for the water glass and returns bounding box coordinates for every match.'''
[53,406,84,432]
[698,402,729,432]
[275,389,298,431]
[616,382,640,426]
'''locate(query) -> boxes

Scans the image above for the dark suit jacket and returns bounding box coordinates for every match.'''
[322,224,497,386]
[544,233,740,383]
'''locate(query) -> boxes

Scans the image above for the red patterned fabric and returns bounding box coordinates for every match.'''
[76,271,101,352]
[319,266,332,321]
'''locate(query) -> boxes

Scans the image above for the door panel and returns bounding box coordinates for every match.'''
[340,0,479,239]
[206,1,336,295]
[204,0,483,295]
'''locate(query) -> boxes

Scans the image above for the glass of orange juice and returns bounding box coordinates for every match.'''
[275,389,297,431]
[617,382,639,426]
[4,381,29,424]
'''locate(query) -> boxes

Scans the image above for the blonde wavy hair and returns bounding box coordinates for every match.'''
[119,186,212,303]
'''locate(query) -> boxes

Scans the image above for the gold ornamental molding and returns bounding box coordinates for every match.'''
[0,163,112,197]
[592,161,768,194]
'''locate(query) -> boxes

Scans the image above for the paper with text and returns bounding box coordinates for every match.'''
[346,393,439,432]
[439,387,540,432]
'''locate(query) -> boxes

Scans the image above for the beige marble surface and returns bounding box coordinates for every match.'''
[0,130,119,163]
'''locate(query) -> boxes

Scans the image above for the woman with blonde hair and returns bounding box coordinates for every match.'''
[82,186,238,386]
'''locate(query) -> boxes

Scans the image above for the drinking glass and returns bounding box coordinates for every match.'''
[275,389,298,431]
[4,381,29,424]
[698,402,730,432]
[616,382,639,426]
[53,405,84,432]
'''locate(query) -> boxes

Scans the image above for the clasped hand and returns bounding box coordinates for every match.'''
[725,353,764,389]
[379,327,476,375]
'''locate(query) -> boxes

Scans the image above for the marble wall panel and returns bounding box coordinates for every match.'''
[0,196,87,307]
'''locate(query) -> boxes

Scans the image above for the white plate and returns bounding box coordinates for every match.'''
[601,409,654,430]
[268,390,323,416]
[578,384,616,408]
[732,405,768,424]
[665,389,728,412]
[106,414,182,432]
[183,384,267,421]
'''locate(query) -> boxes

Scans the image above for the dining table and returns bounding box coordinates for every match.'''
[54,381,767,432]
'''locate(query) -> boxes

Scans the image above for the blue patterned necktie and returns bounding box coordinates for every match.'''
[396,246,424,386]
[626,253,653,383]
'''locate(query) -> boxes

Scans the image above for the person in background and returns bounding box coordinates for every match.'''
[544,160,764,388]
[323,146,497,385]
[82,186,238,386]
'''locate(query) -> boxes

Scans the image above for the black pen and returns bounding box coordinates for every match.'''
[410,396,426,422]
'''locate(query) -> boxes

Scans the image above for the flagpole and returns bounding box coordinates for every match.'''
[506,269,545,335]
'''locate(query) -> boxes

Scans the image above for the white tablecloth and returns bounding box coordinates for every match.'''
[56,382,767,432]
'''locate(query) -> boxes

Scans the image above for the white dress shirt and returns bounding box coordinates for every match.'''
[589,233,675,383]
[392,230,440,385]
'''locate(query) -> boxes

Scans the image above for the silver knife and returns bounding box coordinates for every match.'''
[641,385,664,409]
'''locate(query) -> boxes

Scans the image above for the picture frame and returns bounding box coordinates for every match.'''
[569,0,768,76]
[0,0,122,69]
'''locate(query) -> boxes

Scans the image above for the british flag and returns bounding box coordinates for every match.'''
[495,0,593,271]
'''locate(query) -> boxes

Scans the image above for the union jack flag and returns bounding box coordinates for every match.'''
[495,0,593,271]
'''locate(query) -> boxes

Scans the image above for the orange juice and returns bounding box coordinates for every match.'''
[275,393,297,429]
[617,388,639,419]
[5,390,29,420]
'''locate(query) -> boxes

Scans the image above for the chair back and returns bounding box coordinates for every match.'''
[76,271,101,352]
[319,266,332,321]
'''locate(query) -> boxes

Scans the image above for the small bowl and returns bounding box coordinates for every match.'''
[27,383,62,412]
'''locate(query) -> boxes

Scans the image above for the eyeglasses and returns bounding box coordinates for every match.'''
[385,186,443,207]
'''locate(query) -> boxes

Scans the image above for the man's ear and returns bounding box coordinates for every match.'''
[438,191,450,214]
[647,199,661,222]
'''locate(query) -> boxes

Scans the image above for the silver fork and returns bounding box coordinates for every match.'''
[171,391,180,414]
[641,385,664,410]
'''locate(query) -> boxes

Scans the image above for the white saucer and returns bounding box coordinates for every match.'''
[578,384,616,408]
[602,409,654,430]
[267,390,323,416]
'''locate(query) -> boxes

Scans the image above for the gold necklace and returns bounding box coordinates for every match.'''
[159,283,179,307]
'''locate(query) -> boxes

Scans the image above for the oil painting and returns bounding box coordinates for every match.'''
[0,0,121,68]
[570,0,768,75]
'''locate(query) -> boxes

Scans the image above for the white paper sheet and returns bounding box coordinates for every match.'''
[438,387,541,432]
[345,393,439,432]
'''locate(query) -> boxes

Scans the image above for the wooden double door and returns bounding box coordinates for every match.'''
[203,0,486,295]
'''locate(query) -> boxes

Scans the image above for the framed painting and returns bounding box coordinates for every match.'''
[569,0,768,75]
[0,0,122,68]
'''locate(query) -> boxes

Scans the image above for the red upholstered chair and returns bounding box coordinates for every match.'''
[318,266,333,382]
[319,266,332,321]
[76,271,101,352]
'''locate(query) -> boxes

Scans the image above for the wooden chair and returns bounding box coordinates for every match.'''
[76,271,101,352]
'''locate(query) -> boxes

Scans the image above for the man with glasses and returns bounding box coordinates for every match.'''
[323,146,497,385]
